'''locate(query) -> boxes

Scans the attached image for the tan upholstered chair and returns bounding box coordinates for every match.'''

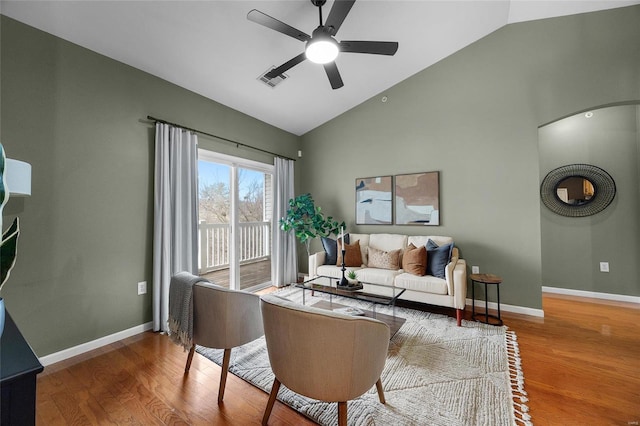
[259,294,390,426]
[185,281,264,403]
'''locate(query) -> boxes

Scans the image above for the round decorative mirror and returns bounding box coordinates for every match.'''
[540,164,616,217]
[555,176,595,205]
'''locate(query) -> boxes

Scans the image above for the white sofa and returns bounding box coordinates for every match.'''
[308,234,467,326]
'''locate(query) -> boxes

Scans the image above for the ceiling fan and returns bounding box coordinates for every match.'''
[247,0,399,90]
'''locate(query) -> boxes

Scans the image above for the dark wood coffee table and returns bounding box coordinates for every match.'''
[310,300,406,338]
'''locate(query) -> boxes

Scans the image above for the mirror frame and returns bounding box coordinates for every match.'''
[540,164,616,217]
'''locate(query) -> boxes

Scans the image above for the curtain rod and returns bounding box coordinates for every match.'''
[147,115,296,162]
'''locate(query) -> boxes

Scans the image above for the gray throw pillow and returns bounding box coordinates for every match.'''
[426,239,453,279]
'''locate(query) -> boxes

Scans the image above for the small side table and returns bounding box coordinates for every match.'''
[470,273,503,326]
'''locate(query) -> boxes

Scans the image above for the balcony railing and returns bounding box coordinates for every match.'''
[198,221,271,274]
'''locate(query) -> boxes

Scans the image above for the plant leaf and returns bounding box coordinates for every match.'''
[278,193,344,247]
[0,218,20,290]
[2,217,19,241]
[0,144,6,209]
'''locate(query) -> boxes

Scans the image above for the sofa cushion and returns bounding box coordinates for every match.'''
[402,243,427,276]
[337,239,363,267]
[367,246,401,270]
[356,268,401,287]
[394,272,448,295]
[321,234,349,265]
[426,239,453,279]
[316,265,362,280]
[315,265,399,287]
[368,234,408,252]
[408,235,453,248]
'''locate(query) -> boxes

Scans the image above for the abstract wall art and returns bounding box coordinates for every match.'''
[394,171,440,225]
[355,176,393,225]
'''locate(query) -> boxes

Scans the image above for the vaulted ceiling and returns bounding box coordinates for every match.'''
[2,1,638,135]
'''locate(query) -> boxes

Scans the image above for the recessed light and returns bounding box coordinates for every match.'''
[585,111,594,118]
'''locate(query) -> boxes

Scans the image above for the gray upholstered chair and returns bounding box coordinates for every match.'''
[259,294,390,426]
[185,281,264,403]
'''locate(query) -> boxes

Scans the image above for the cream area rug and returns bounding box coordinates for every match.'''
[196,288,532,426]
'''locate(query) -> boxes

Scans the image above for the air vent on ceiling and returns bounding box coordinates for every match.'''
[258,67,288,88]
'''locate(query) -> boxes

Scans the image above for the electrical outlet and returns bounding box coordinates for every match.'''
[137,281,147,295]
[472,266,480,274]
[599,262,609,273]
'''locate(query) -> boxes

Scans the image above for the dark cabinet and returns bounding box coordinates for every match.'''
[1,310,44,425]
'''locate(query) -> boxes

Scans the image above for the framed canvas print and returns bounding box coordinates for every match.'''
[394,171,440,225]
[355,176,392,224]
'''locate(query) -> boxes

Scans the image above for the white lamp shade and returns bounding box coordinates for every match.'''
[5,159,32,196]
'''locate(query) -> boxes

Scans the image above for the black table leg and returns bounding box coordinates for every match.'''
[484,282,489,324]
[496,282,501,323]
[472,279,476,318]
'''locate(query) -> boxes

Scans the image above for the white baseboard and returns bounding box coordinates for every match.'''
[466,298,545,318]
[39,321,154,367]
[542,286,640,304]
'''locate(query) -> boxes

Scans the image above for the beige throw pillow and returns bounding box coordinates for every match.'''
[367,246,401,270]
[402,243,427,276]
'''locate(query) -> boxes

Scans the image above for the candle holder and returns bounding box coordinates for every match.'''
[339,248,349,287]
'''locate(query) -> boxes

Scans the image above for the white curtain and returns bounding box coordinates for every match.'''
[152,123,199,332]
[272,157,298,287]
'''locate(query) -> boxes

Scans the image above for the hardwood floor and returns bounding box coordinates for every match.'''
[36,329,314,425]
[36,292,639,425]
[505,294,640,426]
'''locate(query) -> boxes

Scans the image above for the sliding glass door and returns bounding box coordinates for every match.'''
[197,150,273,291]
[198,159,232,286]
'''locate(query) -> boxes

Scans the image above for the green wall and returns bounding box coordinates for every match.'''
[2,5,639,357]
[539,105,640,295]
[299,6,640,309]
[0,15,299,357]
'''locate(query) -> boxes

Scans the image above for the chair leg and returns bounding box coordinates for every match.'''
[185,344,196,373]
[456,309,463,327]
[375,378,386,404]
[337,402,347,426]
[262,378,281,426]
[218,348,232,404]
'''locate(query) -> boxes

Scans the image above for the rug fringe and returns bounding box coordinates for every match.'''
[506,330,533,425]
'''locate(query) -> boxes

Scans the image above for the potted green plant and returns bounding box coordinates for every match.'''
[346,270,358,284]
[279,193,345,256]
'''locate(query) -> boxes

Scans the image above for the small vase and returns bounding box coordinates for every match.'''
[0,297,5,338]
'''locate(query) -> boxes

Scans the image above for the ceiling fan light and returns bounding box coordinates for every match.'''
[306,39,339,64]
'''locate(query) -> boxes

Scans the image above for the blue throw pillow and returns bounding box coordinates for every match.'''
[426,239,453,279]
[321,234,350,265]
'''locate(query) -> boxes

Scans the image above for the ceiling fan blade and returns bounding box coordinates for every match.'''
[247,9,311,42]
[339,40,399,55]
[265,52,308,79]
[323,62,344,89]
[325,0,356,36]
